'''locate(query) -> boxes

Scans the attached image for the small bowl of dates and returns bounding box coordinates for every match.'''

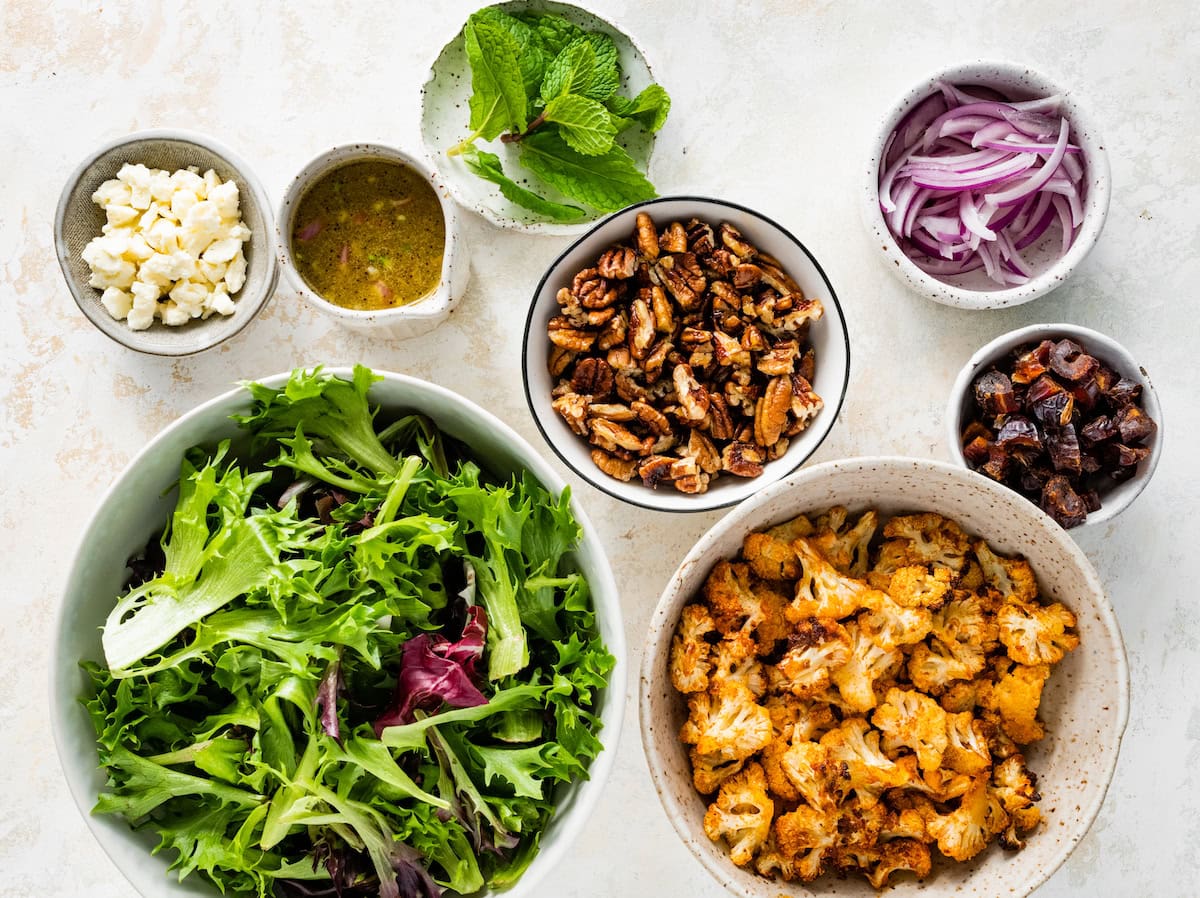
[523,196,850,512]
[947,322,1161,528]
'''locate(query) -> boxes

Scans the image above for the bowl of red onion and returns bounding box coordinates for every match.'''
[865,61,1110,309]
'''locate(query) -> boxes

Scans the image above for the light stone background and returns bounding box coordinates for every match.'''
[1,1,1197,896]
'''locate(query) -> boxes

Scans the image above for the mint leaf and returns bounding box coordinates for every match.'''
[542,94,618,156]
[460,146,588,224]
[607,84,671,132]
[517,12,585,59]
[464,19,528,141]
[520,130,656,212]
[582,33,620,101]
[468,8,545,96]
[539,37,595,103]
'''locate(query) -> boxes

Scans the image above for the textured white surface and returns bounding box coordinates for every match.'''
[0,1,1196,896]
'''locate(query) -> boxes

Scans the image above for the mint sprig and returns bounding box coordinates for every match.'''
[451,6,669,221]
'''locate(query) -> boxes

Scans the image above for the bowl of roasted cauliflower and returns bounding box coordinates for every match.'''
[639,456,1127,897]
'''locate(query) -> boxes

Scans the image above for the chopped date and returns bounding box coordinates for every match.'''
[962,336,1156,528]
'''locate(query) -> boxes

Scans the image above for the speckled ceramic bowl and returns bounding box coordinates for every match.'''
[947,322,1162,528]
[640,456,1128,898]
[277,144,469,340]
[420,0,658,236]
[52,368,624,898]
[863,61,1110,310]
[55,129,277,356]
[523,196,851,513]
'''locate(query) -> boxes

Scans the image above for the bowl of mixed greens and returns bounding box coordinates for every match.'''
[51,365,624,898]
[421,2,671,235]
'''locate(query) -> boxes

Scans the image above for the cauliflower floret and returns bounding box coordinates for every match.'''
[810,507,878,576]
[997,599,1079,666]
[688,747,744,794]
[743,531,799,581]
[972,539,1038,603]
[907,641,976,693]
[710,633,766,696]
[765,512,815,543]
[858,596,933,649]
[747,578,791,655]
[931,592,995,672]
[670,603,716,694]
[762,735,836,809]
[790,537,886,621]
[830,622,901,712]
[703,761,774,866]
[887,564,954,609]
[991,752,1042,848]
[680,680,772,761]
[872,687,948,773]
[927,778,1009,861]
[775,617,850,697]
[820,717,908,808]
[939,680,978,714]
[871,839,932,888]
[943,711,991,774]
[882,513,971,571]
[763,694,837,742]
[882,792,937,842]
[704,560,760,635]
[754,831,801,881]
[901,757,975,802]
[774,804,840,882]
[978,661,1049,745]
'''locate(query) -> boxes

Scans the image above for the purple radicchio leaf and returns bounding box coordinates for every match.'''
[315,655,345,744]
[372,608,490,735]
[383,841,441,898]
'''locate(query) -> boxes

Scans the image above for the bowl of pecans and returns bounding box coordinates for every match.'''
[522,197,851,511]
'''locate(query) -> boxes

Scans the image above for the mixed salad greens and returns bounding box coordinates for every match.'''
[448,6,671,222]
[84,366,614,898]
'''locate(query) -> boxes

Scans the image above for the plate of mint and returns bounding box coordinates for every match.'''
[421,1,671,234]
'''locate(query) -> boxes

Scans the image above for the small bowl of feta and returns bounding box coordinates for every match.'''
[54,129,278,356]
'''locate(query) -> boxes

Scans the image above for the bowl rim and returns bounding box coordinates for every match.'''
[862,59,1112,310]
[53,127,279,356]
[49,366,627,898]
[275,143,463,323]
[418,0,659,237]
[945,321,1163,528]
[638,454,1131,898]
[521,194,852,513]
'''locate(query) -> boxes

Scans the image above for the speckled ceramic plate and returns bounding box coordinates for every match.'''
[640,456,1128,898]
[420,0,658,236]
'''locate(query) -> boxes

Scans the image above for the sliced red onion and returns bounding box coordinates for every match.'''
[879,81,1086,287]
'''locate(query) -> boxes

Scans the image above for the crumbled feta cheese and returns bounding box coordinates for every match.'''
[81,163,251,329]
[100,286,133,319]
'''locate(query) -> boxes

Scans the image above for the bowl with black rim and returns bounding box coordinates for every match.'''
[521,196,851,513]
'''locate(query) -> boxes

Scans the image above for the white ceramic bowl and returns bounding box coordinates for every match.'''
[420,0,658,236]
[522,196,851,512]
[863,61,1111,310]
[277,145,469,339]
[51,368,624,898]
[947,322,1162,528]
[640,456,1128,898]
[55,129,278,356]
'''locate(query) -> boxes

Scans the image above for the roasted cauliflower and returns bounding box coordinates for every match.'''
[669,603,716,694]
[703,761,774,866]
[671,506,1076,887]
